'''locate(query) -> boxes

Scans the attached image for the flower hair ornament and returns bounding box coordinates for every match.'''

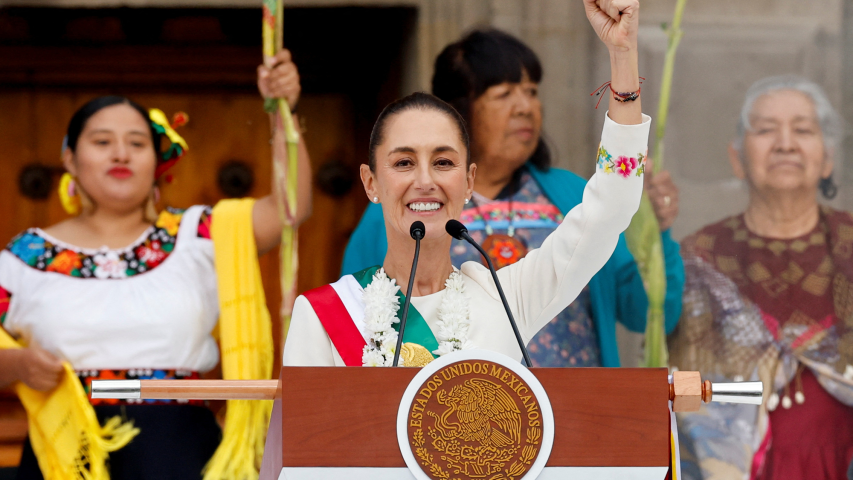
[149,109,189,179]
[57,108,189,215]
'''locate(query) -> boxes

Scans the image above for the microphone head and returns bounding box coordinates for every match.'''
[445,220,468,240]
[410,221,425,240]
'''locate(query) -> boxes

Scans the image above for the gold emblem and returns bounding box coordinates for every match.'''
[407,360,542,480]
[401,343,435,367]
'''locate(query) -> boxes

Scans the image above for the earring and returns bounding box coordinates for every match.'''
[373,196,379,203]
[464,198,470,205]
[58,172,81,216]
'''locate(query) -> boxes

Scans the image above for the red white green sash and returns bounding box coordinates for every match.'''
[303,266,439,366]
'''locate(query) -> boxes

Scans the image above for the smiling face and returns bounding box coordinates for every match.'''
[361,108,475,242]
[469,71,542,168]
[732,89,832,197]
[63,103,157,213]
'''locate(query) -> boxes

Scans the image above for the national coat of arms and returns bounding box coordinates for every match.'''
[405,359,544,480]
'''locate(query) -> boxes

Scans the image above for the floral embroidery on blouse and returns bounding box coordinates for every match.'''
[0,285,10,325]
[5,207,211,279]
[197,206,212,240]
[597,144,645,178]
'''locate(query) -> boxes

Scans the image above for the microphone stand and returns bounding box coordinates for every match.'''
[392,222,424,366]
[446,220,533,367]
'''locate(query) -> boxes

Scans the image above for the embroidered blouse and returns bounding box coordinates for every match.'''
[0,205,220,372]
[453,172,600,367]
[283,113,650,366]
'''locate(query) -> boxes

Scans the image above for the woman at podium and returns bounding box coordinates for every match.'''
[342,27,684,369]
[283,0,651,367]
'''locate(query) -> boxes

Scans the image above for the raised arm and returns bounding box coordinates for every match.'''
[585,0,642,125]
[464,0,648,339]
[253,50,313,255]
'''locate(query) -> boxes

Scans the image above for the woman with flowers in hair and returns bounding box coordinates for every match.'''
[0,50,311,480]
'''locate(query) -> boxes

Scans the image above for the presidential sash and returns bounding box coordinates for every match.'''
[303,266,439,366]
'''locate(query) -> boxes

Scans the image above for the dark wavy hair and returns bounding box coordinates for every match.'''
[66,95,160,156]
[368,92,470,171]
[432,28,551,171]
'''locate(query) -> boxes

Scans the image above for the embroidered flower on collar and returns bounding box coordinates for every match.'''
[4,206,211,279]
[93,251,128,279]
[9,233,45,265]
[46,250,83,275]
[156,210,182,236]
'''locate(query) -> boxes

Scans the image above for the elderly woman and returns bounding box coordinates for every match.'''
[283,0,650,367]
[342,27,683,368]
[669,76,853,480]
[0,51,310,479]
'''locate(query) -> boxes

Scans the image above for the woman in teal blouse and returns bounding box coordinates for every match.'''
[342,29,684,368]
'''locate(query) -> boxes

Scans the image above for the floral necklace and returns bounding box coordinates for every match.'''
[361,267,473,367]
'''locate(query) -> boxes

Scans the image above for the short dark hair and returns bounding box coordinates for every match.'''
[432,28,551,171]
[368,92,470,171]
[66,96,160,156]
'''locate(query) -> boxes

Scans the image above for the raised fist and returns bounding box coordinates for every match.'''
[584,0,640,52]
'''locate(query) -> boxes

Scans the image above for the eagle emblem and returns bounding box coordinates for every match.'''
[408,360,543,480]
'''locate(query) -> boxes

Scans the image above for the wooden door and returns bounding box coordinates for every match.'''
[0,5,412,468]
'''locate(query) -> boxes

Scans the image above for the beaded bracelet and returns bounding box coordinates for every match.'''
[590,77,644,109]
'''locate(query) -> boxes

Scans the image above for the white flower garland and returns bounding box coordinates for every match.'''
[433,267,475,356]
[361,267,473,367]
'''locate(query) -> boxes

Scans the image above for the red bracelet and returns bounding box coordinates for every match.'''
[590,78,644,109]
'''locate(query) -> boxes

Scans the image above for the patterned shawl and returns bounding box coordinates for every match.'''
[668,207,853,479]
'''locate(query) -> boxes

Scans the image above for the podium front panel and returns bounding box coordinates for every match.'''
[276,367,669,469]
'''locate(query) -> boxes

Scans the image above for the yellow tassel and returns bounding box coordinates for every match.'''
[58,173,80,216]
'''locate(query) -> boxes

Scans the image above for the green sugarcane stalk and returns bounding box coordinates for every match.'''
[625,0,687,368]
[263,0,300,338]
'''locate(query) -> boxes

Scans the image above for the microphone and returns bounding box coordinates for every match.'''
[393,221,425,366]
[445,219,533,367]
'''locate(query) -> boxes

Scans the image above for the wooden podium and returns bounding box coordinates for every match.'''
[260,366,671,480]
[92,356,761,480]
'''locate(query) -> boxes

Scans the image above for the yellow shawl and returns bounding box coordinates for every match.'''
[204,198,274,480]
[0,333,138,480]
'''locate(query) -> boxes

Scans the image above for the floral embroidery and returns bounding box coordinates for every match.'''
[156,210,182,236]
[78,369,203,406]
[9,233,45,265]
[4,206,210,279]
[0,285,10,325]
[197,206,213,239]
[46,250,83,275]
[597,145,645,177]
[93,251,128,279]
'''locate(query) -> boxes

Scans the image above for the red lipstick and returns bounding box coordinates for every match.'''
[107,167,133,179]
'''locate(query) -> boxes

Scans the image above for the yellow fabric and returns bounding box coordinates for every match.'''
[205,198,274,480]
[58,173,80,216]
[0,330,138,480]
